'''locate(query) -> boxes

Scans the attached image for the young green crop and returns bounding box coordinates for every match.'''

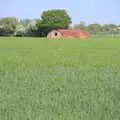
[0,37,120,120]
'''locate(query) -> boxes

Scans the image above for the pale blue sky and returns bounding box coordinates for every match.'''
[0,0,120,24]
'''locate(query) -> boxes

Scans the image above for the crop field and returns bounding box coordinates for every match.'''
[0,37,120,120]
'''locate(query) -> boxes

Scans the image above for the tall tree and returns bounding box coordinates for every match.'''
[15,24,25,36]
[35,9,72,37]
[72,21,86,30]
[0,17,18,36]
[87,24,101,34]
[26,20,38,36]
[20,19,31,27]
[40,9,72,28]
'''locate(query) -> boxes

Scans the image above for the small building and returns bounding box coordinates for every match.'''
[47,29,90,39]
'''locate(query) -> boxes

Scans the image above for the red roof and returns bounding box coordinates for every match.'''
[57,29,90,38]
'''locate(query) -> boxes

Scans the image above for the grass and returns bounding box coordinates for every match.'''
[0,37,120,120]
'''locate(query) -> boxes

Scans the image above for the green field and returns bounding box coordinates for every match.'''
[0,37,120,120]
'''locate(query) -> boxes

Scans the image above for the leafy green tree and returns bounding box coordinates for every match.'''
[40,9,72,28]
[87,24,101,34]
[25,20,38,36]
[20,19,31,27]
[15,24,25,36]
[0,24,4,35]
[79,21,86,30]
[107,24,117,33]
[26,20,37,31]
[72,21,86,30]
[0,17,18,36]
[100,24,111,33]
[35,9,72,37]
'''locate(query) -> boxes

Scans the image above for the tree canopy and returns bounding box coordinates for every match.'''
[0,17,18,36]
[40,9,72,28]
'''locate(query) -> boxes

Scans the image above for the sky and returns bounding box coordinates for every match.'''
[0,0,120,24]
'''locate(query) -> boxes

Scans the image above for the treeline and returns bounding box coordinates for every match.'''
[0,9,120,37]
[71,22,120,34]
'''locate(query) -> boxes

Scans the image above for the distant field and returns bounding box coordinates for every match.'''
[0,37,120,120]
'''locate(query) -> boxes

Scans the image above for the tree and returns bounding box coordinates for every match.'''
[25,20,38,36]
[15,24,25,36]
[72,21,86,30]
[26,20,37,31]
[0,17,19,36]
[35,9,72,37]
[100,24,111,33]
[20,19,31,27]
[40,9,72,28]
[87,24,101,34]
[0,24,4,36]
[108,24,117,32]
[79,21,86,30]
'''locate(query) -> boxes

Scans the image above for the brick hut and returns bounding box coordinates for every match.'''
[47,29,90,39]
